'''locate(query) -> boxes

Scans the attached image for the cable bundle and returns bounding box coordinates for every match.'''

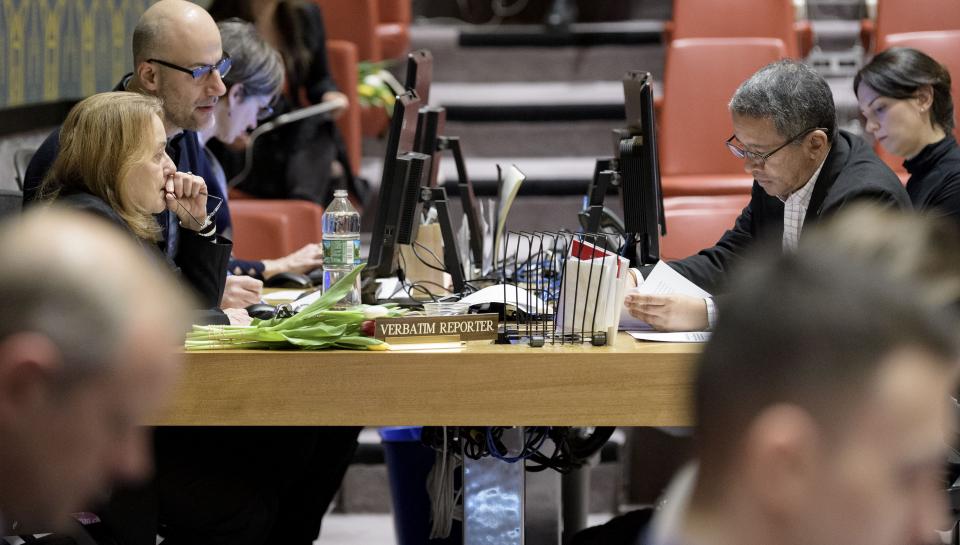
[425,427,463,539]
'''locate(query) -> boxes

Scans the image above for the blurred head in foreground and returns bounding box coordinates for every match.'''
[688,206,960,545]
[0,208,191,533]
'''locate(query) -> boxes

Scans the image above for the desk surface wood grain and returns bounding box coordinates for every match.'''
[154,333,700,427]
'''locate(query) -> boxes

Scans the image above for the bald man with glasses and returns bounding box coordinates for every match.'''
[624,60,910,332]
[22,0,263,314]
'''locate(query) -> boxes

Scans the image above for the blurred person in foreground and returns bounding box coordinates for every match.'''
[624,59,909,331]
[0,207,190,535]
[651,209,960,545]
[577,205,960,545]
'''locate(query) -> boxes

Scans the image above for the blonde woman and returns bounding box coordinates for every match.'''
[40,91,245,325]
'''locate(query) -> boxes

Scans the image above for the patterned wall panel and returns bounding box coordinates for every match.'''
[0,0,164,108]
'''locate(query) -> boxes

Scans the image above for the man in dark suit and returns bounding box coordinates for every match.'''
[624,60,910,331]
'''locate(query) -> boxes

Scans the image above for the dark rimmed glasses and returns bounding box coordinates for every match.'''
[148,53,232,81]
[725,126,826,165]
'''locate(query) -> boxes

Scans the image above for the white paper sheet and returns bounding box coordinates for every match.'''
[628,331,711,343]
[635,261,711,298]
[555,254,619,334]
[262,289,307,304]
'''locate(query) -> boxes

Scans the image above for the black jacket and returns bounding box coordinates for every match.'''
[57,191,232,325]
[668,130,911,294]
[904,135,960,222]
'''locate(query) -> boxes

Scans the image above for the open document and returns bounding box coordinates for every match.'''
[621,260,712,343]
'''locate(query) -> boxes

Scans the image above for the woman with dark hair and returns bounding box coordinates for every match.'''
[206,0,350,204]
[200,19,324,281]
[855,47,960,220]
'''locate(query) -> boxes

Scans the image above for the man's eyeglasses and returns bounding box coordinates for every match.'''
[725,126,826,165]
[148,54,232,81]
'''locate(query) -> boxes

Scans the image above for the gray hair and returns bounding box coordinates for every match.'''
[729,60,838,142]
[218,19,285,99]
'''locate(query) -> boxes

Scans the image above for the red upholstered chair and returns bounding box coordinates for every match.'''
[314,0,383,62]
[326,39,362,176]
[229,202,293,260]
[313,0,411,62]
[666,0,812,59]
[659,38,788,197]
[862,0,960,52]
[238,199,325,251]
[660,195,751,260]
[377,0,411,60]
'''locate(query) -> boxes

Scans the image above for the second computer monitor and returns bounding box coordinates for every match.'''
[367,90,425,278]
[618,71,663,265]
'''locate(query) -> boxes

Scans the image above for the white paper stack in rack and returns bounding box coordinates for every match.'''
[554,238,631,345]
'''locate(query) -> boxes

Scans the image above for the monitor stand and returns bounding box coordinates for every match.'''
[418,186,467,294]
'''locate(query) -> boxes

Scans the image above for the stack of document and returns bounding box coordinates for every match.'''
[620,261,712,343]
[555,239,630,345]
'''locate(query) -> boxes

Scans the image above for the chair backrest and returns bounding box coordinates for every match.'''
[660,38,788,177]
[376,0,411,60]
[660,195,750,260]
[239,199,324,251]
[13,147,37,191]
[873,0,960,52]
[671,0,802,58]
[313,0,382,62]
[327,39,362,175]
[869,31,960,172]
[229,201,294,260]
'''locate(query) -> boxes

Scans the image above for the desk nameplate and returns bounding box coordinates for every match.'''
[375,313,499,341]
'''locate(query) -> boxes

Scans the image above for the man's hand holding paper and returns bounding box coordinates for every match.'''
[624,293,709,331]
[621,260,713,335]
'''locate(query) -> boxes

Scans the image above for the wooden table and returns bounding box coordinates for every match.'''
[155,333,701,545]
[156,333,700,427]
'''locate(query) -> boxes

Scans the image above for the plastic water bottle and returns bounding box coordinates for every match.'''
[322,189,361,308]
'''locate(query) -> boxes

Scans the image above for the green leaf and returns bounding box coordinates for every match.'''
[270,264,366,331]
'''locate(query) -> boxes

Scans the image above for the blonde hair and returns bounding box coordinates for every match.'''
[41,92,166,242]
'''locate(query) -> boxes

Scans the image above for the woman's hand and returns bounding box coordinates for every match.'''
[223,308,253,326]
[220,275,263,309]
[624,293,709,332]
[262,243,324,278]
[322,91,349,120]
[165,172,209,231]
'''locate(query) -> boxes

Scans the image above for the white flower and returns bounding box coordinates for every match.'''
[362,305,390,320]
